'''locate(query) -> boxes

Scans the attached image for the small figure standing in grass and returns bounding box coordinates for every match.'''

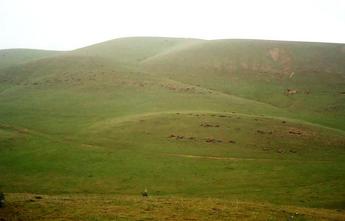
[141,188,148,197]
[0,192,5,208]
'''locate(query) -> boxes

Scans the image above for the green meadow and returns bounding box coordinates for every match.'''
[0,37,344,220]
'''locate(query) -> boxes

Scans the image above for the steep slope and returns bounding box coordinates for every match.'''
[142,39,345,75]
[141,39,345,129]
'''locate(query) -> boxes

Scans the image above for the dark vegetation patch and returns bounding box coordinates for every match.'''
[256,130,273,135]
[200,123,220,128]
[168,134,232,144]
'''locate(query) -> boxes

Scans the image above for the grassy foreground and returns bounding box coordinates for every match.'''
[1,193,345,221]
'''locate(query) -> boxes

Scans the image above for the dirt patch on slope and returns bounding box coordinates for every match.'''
[268,47,294,75]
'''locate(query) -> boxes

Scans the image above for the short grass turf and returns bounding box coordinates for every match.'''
[1,193,345,221]
[1,113,344,210]
[0,37,345,220]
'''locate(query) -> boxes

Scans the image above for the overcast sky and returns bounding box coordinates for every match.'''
[1,0,345,50]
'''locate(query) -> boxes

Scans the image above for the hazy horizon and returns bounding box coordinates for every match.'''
[1,0,345,50]
[2,36,345,52]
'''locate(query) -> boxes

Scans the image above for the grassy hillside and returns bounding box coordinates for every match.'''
[0,49,63,69]
[142,39,345,130]
[73,37,203,66]
[0,37,344,220]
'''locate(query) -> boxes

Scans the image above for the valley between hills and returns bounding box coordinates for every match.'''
[0,37,345,220]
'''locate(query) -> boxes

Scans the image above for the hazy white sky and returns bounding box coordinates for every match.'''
[1,0,345,50]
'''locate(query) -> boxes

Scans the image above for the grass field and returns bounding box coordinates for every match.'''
[0,37,344,220]
[2,193,345,221]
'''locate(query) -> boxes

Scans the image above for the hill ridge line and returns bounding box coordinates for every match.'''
[86,111,345,135]
[139,40,207,64]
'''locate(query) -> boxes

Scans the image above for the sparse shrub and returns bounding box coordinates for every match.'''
[141,188,148,197]
[0,192,5,208]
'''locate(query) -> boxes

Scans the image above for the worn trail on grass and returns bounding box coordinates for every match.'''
[165,153,335,163]
[166,153,260,161]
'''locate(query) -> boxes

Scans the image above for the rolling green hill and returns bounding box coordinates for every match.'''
[0,37,344,220]
[73,37,203,66]
[0,48,63,69]
[141,39,345,130]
